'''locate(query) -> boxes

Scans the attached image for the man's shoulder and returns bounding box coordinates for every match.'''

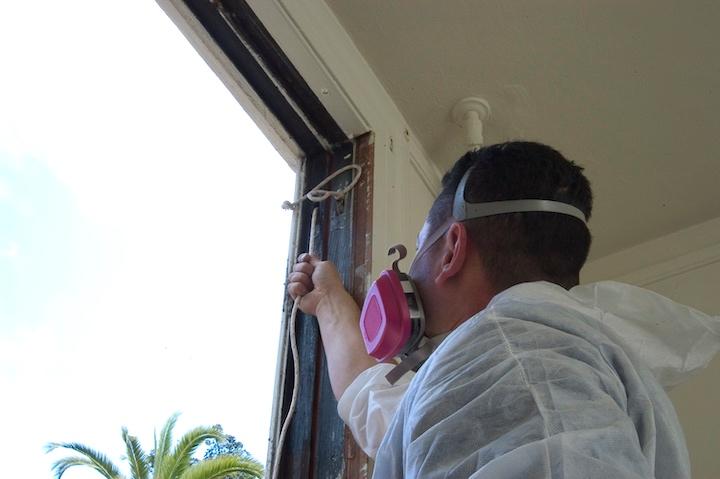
[414,285,621,399]
[442,281,599,349]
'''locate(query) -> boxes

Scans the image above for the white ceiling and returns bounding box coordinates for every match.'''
[326,0,720,259]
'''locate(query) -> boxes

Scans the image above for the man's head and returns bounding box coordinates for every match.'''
[411,141,593,335]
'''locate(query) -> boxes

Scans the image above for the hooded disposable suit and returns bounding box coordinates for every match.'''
[338,281,720,478]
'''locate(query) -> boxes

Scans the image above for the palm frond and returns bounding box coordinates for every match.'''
[178,456,263,479]
[157,426,224,479]
[154,413,179,475]
[122,427,150,479]
[46,442,124,479]
[50,457,102,479]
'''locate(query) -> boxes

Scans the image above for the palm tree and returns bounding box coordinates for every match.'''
[46,414,263,479]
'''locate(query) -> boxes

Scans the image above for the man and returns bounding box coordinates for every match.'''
[287,141,719,478]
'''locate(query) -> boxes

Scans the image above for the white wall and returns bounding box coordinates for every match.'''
[653,262,720,479]
[583,217,720,479]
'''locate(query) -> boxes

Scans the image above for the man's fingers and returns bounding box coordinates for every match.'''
[288,271,313,288]
[287,257,317,301]
[292,261,314,275]
[287,282,309,299]
[297,253,321,266]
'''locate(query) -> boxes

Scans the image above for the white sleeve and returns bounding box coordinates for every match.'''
[337,363,413,458]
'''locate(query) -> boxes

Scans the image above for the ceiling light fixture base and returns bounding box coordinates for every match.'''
[451,97,491,149]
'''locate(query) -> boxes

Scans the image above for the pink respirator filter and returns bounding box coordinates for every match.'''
[359,269,413,361]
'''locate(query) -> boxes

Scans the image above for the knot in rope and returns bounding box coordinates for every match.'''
[282,164,362,210]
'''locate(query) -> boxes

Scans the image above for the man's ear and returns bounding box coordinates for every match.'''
[435,222,468,286]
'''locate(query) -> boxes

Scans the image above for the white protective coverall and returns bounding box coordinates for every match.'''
[338,281,720,478]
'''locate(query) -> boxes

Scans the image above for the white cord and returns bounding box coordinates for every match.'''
[273,164,363,478]
[272,297,301,479]
[272,207,318,479]
[282,164,362,210]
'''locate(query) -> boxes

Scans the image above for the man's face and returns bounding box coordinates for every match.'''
[414,220,434,261]
[409,216,454,336]
[410,217,448,272]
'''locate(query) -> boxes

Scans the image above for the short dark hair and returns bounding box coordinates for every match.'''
[428,141,593,290]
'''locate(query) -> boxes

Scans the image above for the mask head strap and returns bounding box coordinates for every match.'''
[385,332,449,385]
[452,167,588,224]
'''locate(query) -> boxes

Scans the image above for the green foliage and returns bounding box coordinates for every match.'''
[123,427,149,479]
[46,442,123,479]
[157,427,224,479]
[46,415,263,479]
[178,456,263,479]
[153,414,179,476]
[202,426,258,479]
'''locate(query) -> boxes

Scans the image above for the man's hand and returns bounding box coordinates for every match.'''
[286,253,377,400]
[287,253,350,317]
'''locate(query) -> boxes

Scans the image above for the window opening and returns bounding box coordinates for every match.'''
[161,1,376,477]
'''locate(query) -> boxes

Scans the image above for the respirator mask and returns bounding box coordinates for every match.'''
[359,166,589,384]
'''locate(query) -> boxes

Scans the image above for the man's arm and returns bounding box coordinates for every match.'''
[337,362,413,458]
[287,253,377,400]
[287,254,412,457]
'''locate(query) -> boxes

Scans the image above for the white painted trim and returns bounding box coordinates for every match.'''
[155,0,302,171]
[268,0,406,136]
[409,134,443,198]
[245,0,369,138]
[615,243,720,286]
[582,216,720,285]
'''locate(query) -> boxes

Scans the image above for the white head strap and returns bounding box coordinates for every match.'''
[452,167,588,224]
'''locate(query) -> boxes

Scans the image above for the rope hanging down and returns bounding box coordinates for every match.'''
[273,164,362,479]
[282,164,362,210]
[272,211,317,479]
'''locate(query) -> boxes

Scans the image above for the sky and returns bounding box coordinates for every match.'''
[0,1,296,477]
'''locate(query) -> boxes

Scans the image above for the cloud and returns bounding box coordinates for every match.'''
[0,241,18,259]
[0,179,9,200]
